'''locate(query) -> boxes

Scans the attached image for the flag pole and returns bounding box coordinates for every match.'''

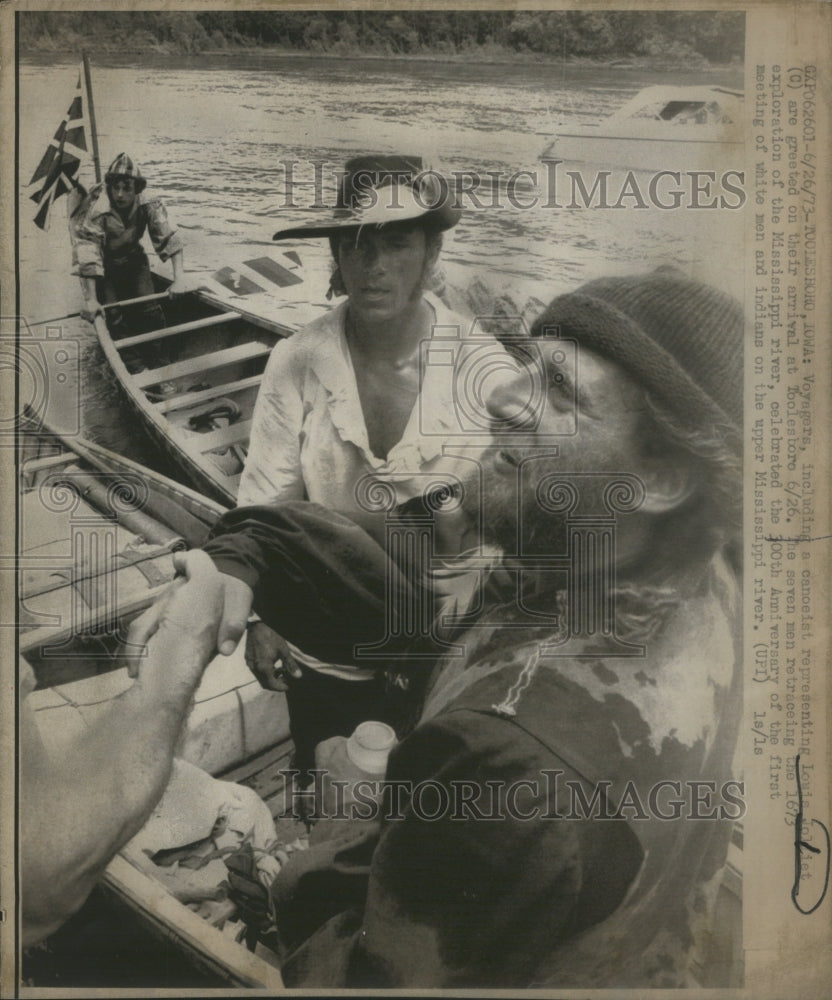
[82,52,101,183]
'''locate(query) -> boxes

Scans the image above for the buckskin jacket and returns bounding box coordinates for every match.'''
[203,501,742,989]
[70,183,183,277]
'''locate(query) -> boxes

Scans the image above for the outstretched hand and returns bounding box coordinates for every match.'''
[21,549,250,947]
[124,550,254,677]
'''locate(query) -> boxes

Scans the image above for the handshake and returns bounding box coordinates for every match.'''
[126,550,299,691]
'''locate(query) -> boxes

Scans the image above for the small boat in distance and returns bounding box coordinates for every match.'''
[540,85,744,172]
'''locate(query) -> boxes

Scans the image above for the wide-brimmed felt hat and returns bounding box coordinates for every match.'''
[273,154,461,241]
[104,152,147,193]
[531,268,743,433]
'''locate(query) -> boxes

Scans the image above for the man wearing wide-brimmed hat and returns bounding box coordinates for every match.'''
[70,152,187,334]
[238,153,517,783]
[242,154,473,518]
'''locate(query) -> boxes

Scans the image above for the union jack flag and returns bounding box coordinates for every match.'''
[28,65,90,230]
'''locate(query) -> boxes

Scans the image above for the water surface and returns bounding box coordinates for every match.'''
[17,53,745,466]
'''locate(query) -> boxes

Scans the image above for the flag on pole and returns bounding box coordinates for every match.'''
[28,65,90,230]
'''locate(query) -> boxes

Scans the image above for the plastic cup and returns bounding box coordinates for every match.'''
[346,721,397,776]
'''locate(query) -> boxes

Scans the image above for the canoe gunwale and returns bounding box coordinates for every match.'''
[19,426,227,656]
[103,853,284,989]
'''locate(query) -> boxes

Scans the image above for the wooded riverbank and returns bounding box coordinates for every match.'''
[19,10,744,67]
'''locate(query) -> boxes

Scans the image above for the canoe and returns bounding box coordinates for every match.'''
[19,415,222,665]
[19,418,293,987]
[540,85,744,172]
[91,250,322,506]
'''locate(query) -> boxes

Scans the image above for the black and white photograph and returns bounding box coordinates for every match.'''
[1,4,829,996]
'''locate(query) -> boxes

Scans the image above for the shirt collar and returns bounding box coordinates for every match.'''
[307,295,470,469]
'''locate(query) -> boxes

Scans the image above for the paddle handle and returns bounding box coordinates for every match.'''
[100,290,171,311]
[22,404,117,477]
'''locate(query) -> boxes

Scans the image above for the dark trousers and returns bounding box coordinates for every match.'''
[285,665,389,782]
[97,249,165,338]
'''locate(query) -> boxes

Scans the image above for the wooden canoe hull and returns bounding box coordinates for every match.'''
[103,854,284,988]
[19,422,225,663]
[91,255,315,506]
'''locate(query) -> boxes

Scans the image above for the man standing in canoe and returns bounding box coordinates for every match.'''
[70,152,186,334]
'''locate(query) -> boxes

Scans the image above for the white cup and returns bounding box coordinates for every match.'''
[346,721,397,776]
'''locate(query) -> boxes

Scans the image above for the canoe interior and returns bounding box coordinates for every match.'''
[18,424,224,687]
[96,272,289,504]
[102,738,305,988]
[102,733,304,989]
[131,279,279,406]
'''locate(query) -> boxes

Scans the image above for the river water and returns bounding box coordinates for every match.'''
[17,52,745,469]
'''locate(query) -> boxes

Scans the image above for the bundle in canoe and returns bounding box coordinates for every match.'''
[90,250,320,506]
[19,419,297,988]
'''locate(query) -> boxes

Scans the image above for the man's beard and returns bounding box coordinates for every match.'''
[457,462,567,556]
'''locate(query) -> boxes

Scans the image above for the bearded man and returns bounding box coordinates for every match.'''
[133,268,744,989]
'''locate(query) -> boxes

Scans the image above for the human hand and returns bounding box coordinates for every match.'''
[124,550,254,676]
[167,274,190,298]
[245,621,302,692]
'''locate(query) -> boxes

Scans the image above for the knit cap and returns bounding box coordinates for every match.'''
[105,152,147,193]
[530,268,743,431]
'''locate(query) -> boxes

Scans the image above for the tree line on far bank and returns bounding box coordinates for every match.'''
[19,10,744,65]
